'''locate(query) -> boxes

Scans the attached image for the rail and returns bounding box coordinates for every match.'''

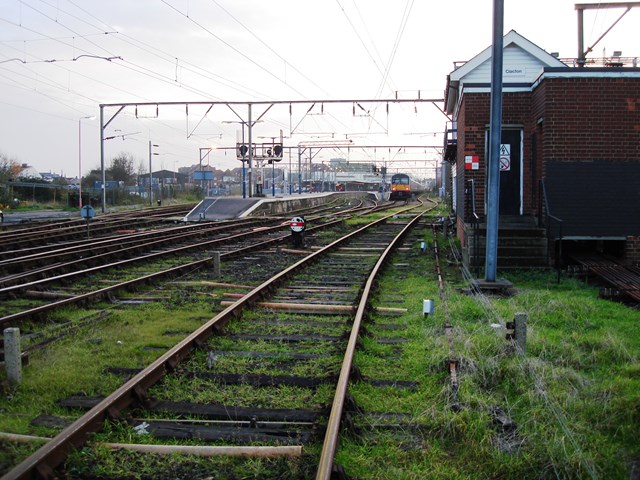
[315,210,426,480]
[1,205,425,480]
[538,179,563,283]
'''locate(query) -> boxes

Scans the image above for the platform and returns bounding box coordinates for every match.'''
[183,192,377,221]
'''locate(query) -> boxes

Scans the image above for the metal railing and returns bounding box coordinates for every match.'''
[465,179,481,277]
[539,179,563,283]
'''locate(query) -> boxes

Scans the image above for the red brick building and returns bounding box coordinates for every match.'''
[444,30,640,269]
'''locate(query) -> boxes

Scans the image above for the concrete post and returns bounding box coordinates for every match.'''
[4,328,22,384]
[514,312,527,354]
[212,252,221,277]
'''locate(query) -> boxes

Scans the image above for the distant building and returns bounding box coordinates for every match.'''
[18,164,42,180]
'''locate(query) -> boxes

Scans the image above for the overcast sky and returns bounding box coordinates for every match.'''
[1,0,638,179]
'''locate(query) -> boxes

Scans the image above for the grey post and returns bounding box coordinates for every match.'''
[514,312,527,354]
[485,0,504,282]
[4,327,22,384]
[212,251,221,277]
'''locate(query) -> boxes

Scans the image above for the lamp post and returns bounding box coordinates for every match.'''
[78,115,95,208]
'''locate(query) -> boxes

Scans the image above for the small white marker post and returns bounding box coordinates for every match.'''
[423,299,434,316]
[212,252,221,277]
[4,327,22,384]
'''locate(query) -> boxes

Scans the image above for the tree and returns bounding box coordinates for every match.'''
[0,152,20,183]
[0,152,21,206]
[137,159,147,178]
[107,152,136,184]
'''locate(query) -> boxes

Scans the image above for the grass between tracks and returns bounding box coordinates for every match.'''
[336,228,640,479]
[1,208,639,478]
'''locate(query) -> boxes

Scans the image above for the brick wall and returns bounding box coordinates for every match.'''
[625,236,640,265]
[455,75,640,238]
[536,76,640,238]
[457,91,535,217]
[537,77,640,167]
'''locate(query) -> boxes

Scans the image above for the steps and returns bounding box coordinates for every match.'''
[462,216,549,270]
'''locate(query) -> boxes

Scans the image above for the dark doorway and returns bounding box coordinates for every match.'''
[485,129,522,215]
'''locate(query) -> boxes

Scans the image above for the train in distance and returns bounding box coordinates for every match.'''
[389,173,424,200]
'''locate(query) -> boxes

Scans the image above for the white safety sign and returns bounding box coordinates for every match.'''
[499,144,511,171]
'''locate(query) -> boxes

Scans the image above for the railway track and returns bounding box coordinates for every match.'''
[572,255,640,303]
[0,204,194,249]
[0,198,402,328]
[2,203,435,479]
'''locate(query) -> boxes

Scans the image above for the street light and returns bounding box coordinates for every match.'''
[78,115,95,208]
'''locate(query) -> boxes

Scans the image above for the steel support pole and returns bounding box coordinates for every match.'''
[309,148,312,192]
[577,7,585,67]
[241,124,246,198]
[485,0,504,282]
[297,146,302,194]
[78,119,82,209]
[272,160,275,196]
[100,106,106,213]
[247,104,253,197]
[148,141,153,206]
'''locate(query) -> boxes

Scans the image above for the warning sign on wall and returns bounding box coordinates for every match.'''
[465,155,479,170]
[499,144,511,171]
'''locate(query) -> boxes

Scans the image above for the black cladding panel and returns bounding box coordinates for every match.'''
[545,161,640,237]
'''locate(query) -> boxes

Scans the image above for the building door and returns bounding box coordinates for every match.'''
[485,128,522,215]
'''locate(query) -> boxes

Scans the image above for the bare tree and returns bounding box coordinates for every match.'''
[107,152,136,184]
[0,152,20,183]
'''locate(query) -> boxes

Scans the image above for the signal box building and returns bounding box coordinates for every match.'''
[444,30,640,270]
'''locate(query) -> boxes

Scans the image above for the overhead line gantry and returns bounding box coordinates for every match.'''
[98,97,445,211]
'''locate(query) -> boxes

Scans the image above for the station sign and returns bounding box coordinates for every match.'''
[194,171,214,181]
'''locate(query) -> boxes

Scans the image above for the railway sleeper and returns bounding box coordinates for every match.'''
[206,350,331,361]
[59,395,324,423]
[225,333,345,343]
[125,422,315,445]
[106,367,338,389]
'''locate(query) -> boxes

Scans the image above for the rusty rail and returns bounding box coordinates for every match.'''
[1,206,417,480]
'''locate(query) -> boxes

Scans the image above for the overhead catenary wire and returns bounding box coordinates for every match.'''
[1,17,268,156]
[7,1,274,107]
[374,0,415,101]
[334,0,394,95]
[159,0,309,99]
[62,0,272,100]
[207,0,332,98]
[0,14,224,103]
[2,1,446,177]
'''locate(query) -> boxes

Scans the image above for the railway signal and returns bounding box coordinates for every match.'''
[237,144,249,161]
[290,216,305,248]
